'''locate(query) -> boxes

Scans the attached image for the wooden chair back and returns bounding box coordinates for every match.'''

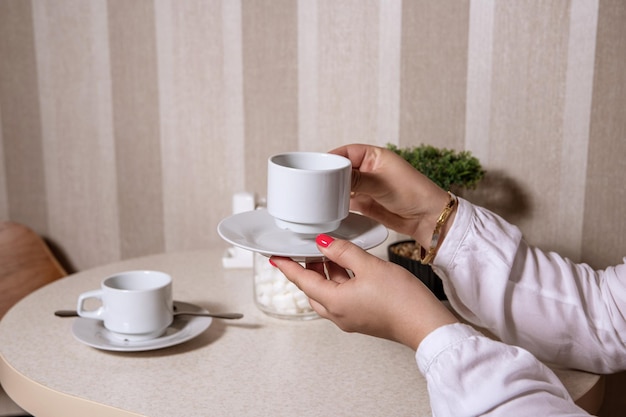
[0,221,67,318]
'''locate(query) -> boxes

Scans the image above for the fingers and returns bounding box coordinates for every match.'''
[330,145,387,195]
[321,260,352,284]
[269,256,338,306]
[304,260,350,284]
[329,144,370,169]
[270,236,374,310]
[314,234,379,276]
[350,171,390,197]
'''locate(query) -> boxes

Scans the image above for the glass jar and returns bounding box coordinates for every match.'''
[253,252,318,320]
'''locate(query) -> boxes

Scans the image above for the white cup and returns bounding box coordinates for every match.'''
[267,152,352,234]
[77,270,173,341]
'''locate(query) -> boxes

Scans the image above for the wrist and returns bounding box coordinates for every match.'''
[402,306,460,351]
[413,192,458,264]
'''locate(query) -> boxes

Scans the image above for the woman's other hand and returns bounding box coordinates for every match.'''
[330,144,455,252]
[270,235,458,350]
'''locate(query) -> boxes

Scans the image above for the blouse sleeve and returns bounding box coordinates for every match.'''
[433,198,626,373]
[416,323,589,416]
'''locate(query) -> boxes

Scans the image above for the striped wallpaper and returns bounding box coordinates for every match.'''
[0,0,624,271]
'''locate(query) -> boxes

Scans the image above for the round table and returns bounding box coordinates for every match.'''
[0,247,602,416]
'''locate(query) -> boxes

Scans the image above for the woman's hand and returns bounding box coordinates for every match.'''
[330,144,455,251]
[270,235,458,350]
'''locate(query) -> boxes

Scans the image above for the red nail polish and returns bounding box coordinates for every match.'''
[269,258,278,267]
[316,234,334,248]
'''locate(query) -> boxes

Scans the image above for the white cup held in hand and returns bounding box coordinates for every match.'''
[77,270,173,341]
[267,152,352,234]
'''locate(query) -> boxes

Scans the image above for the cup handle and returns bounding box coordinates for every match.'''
[76,290,104,319]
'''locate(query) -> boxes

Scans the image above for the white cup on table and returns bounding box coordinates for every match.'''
[266,152,352,235]
[76,270,173,341]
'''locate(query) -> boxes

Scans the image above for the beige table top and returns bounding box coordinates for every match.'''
[0,246,601,417]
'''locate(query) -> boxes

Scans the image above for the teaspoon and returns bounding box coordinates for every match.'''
[54,310,243,320]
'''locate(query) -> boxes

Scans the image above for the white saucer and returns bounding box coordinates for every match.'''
[72,301,212,352]
[217,209,388,261]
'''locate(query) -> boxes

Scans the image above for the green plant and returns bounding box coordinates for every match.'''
[386,143,484,191]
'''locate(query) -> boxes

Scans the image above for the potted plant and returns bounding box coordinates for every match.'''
[386,143,484,300]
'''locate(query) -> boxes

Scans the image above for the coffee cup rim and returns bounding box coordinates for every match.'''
[269,152,351,171]
[103,270,172,291]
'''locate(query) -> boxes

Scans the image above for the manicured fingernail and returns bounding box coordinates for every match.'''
[269,258,277,267]
[316,234,334,248]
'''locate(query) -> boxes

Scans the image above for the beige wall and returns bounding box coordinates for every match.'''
[0,0,624,271]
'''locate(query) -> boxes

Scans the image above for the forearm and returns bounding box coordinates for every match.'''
[417,323,588,417]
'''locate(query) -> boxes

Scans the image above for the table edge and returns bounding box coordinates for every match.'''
[1,352,143,417]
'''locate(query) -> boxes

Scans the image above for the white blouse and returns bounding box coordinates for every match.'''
[415,197,625,416]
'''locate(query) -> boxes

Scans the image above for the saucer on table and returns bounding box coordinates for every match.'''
[217,209,388,261]
[71,301,212,352]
